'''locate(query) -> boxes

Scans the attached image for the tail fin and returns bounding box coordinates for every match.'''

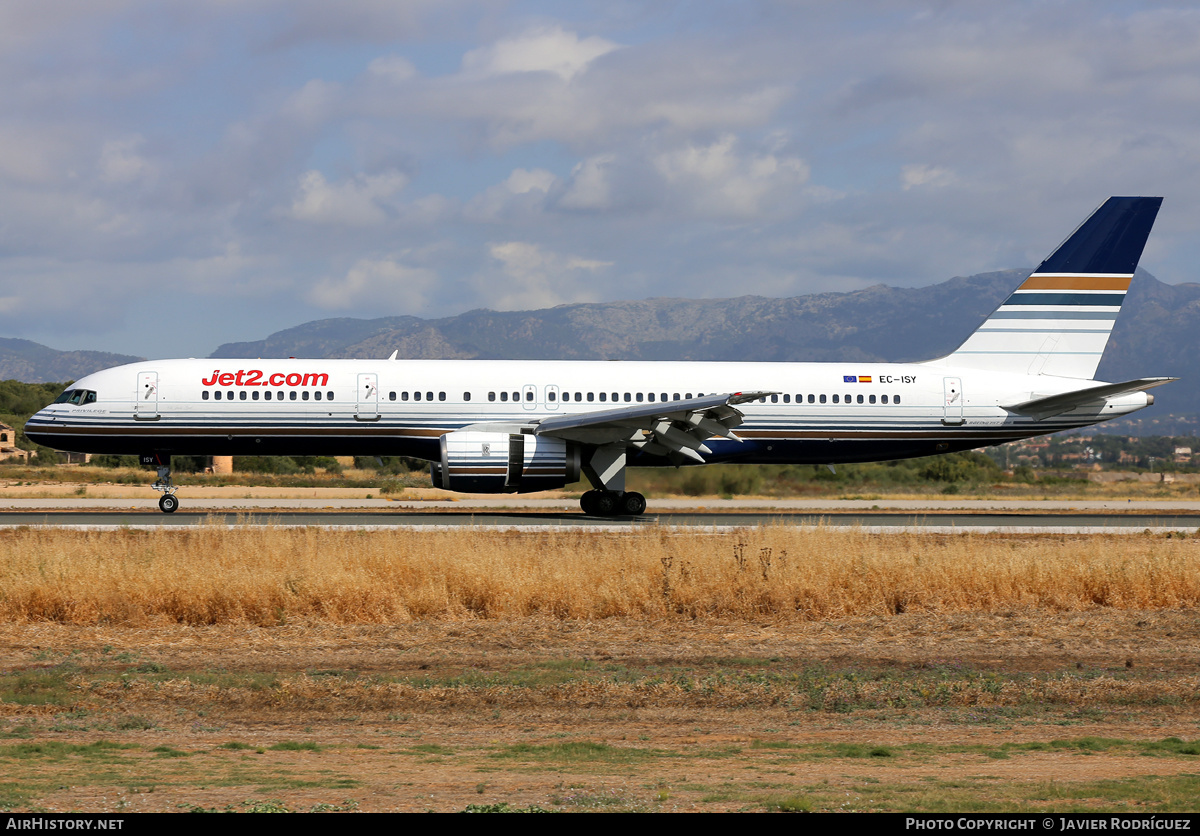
[939,196,1162,379]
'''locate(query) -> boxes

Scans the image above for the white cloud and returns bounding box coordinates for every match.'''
[482,241,610,310]
[559,155,614,210]
[99,136,155,184]
[367,54,418,83]
[900,164,954,190]
[289,169,409,226]
[306,257,439,311]
[466,168,558,220]
[654,135,810,218]
[461,26,619,81]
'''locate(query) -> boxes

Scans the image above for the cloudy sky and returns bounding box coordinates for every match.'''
[2,0,1198,358]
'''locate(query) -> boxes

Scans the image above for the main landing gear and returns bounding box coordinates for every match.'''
[142,454,179,514]
[580,489,646,517]
[578,447,647,517]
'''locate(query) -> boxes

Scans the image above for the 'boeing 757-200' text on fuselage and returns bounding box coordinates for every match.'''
[26,197,1174,515]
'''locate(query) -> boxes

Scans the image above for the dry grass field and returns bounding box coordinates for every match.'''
[1,526,1199,812]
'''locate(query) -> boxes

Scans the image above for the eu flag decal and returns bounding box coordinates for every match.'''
[843,375,857,382]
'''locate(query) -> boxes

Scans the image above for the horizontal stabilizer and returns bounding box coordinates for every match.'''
[1002,377,1176,421]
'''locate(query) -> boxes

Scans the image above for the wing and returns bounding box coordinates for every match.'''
[463,391,774,464]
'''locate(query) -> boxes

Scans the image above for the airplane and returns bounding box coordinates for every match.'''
[25,196,1173,516]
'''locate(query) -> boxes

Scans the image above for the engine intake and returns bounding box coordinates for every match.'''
[429,431,580,493]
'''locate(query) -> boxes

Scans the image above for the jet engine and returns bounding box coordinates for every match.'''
[429,431,581,493]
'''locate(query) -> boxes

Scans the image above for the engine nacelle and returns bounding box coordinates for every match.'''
[429,431,581,493]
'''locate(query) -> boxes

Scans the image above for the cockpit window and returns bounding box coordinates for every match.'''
[52,388,97,405]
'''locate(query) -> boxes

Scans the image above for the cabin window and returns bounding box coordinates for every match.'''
[414,391,422,401]
[819,394,826,404]
[314,391,321,401]
[525,390,533,401]
[252,391,260,401]
[428,391,435,401]
[214,391,222,400]
[464,392,471,401]
[327,391,334,400]
[636,393,643,403]
[500,391,508,402]
[389,392,396,401]
[264,391,271,401]
[239,391,247,400]
[289,391,297,401]
[587,393,594,402]
[646,393,653,402]
[832,394,839,404]
[576,392,583,402]
[685,393,693,399]
[489,392,496,402]
[302,391,309,401]
[783,394,790,403]
[869,394,876,404]
[857,394,863,404]
[881,395,888,404]
[673,393,680,400]
[512,392,519,401]
[808,394,815,403]
[277,391,284,400]
[599,393,607,402]
[202,391,209,400]
[549,391,557,402]
[894,395,901,404]
[771,395,778,403]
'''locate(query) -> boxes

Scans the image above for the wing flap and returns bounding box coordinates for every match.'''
[460,391,776,464]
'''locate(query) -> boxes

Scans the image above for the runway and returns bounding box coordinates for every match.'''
[3,507,1200,533]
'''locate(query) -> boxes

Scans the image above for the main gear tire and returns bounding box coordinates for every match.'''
[620,491,646,516]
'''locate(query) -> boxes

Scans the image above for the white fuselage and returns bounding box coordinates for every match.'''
[25,357,1152,466]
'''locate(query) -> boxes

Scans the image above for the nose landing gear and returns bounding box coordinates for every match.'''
[142,454,179,514]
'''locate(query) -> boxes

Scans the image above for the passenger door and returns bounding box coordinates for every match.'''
[942,377,964,425]
[356,373,380,421]
[135,371,159,420]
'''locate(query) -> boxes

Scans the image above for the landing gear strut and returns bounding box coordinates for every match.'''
[142,454,179,514]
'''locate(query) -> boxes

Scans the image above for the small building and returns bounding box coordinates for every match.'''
[0,423,29,463]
